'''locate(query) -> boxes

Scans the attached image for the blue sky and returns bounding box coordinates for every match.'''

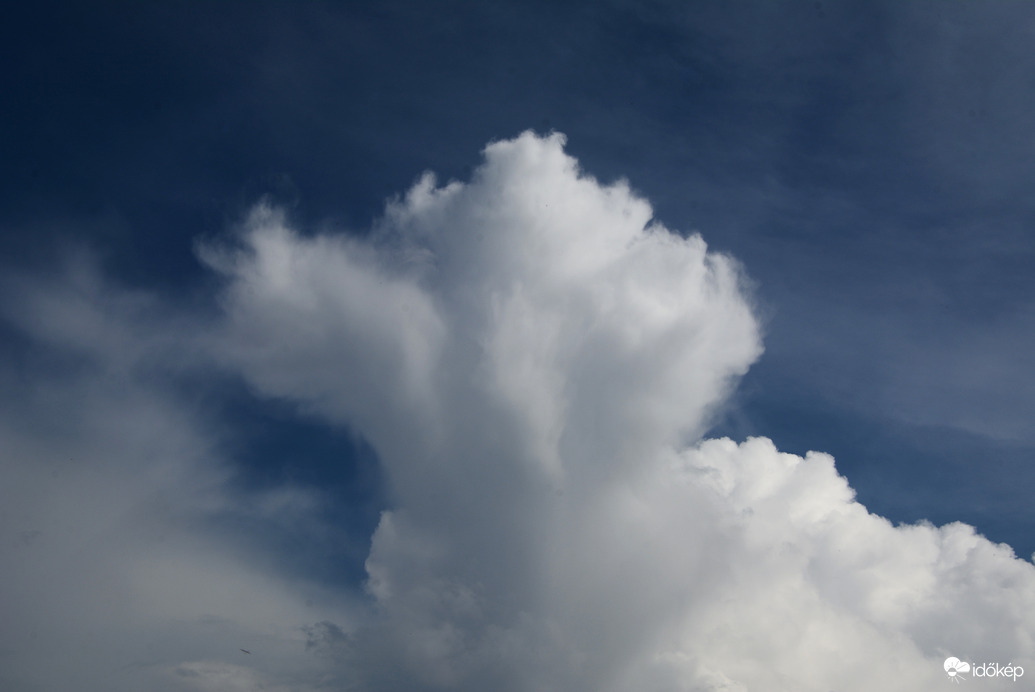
[2,2,1034,690]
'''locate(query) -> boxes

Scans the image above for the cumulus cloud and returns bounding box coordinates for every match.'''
[3,131,1033,691]
[200,131,1035,691]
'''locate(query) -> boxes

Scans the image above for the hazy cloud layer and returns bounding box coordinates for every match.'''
[2,132,1032,691]
[0,263,356,691]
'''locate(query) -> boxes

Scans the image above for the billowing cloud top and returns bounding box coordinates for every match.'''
[2,132,1033,691]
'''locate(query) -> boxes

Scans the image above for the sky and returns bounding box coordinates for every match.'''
[1,2,1034,691]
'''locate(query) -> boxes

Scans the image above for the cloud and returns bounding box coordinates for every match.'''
[2,131,1033,691]
[199,131,1035,691]
[0,264,357,691]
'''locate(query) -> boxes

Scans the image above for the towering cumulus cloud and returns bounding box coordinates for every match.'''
[127,130,1018,690]
[203,132,1034,691]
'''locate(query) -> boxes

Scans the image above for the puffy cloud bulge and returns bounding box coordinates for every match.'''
[1,132,1032,692]
[206,132,1035,691]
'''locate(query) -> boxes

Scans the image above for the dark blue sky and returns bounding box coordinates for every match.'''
[3,0,1033,566]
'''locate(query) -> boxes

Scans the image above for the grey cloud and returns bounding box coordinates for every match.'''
[0,265,358,692]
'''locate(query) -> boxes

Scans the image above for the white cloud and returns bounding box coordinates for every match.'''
[3,131,1033,691]
[201,131,1035,691]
